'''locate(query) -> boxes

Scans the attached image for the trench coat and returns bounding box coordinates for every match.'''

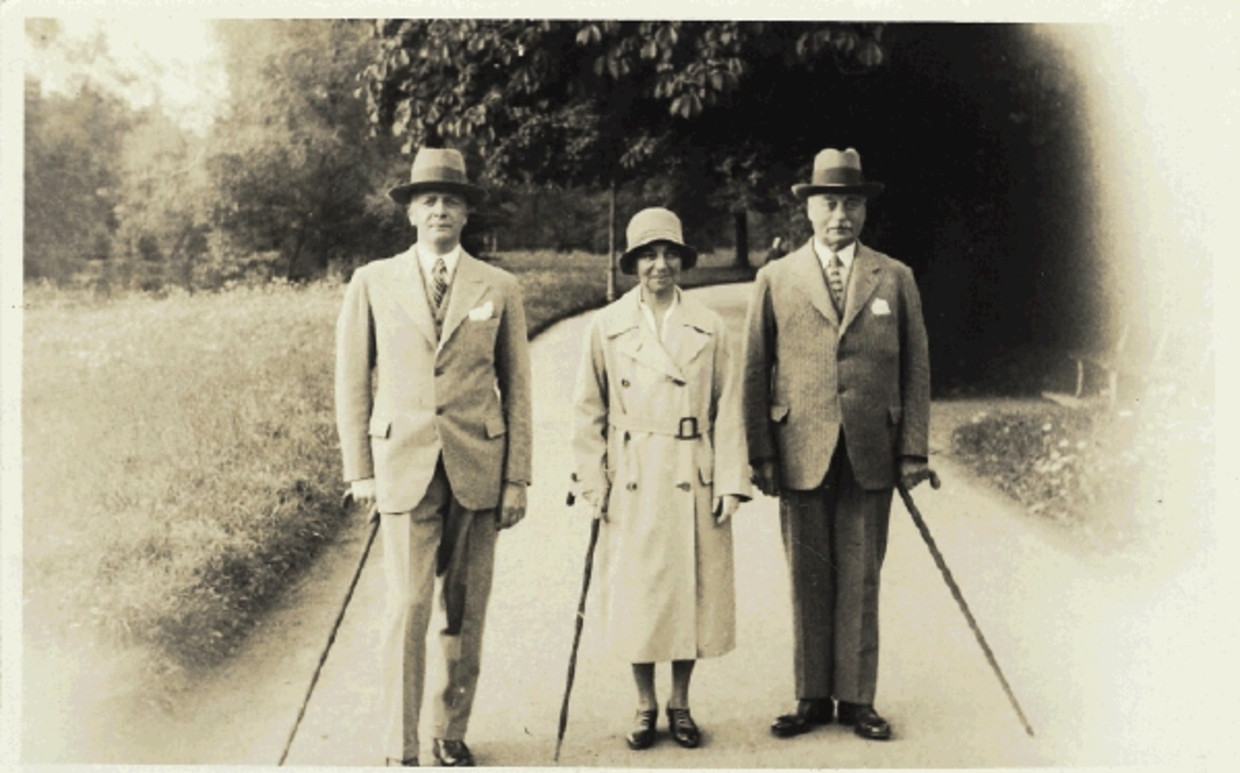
[571,287,751,663]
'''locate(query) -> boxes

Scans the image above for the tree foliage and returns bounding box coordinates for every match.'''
[24,77,131,282]
[362,21,884,192]
[206,19,407,280]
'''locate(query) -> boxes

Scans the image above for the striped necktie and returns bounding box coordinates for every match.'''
[826,252,845,314]
[431,257,448,310]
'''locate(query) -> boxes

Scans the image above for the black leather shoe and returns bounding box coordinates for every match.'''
[386,757,418,767]
[837,702,893,740]
[666,707,701,749]
[626,708,658,750]
[771,698,834,738]
[431,739,475,766]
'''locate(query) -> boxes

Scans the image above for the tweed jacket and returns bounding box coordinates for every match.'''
[335,247,532,513]
[741,240,930,491]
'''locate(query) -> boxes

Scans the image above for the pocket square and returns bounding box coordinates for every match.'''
[871,298,891,316]
[468,300,495,321]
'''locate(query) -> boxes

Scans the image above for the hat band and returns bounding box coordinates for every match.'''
[408,165,471,185]
[811,167,869,187]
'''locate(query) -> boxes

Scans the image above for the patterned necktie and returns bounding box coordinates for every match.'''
[431,257,448,310]
[826,252,845,314]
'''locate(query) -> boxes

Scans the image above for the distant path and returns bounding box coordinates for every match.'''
[23,283,1227,767]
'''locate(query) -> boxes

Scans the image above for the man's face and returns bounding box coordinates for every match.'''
[408,191,469,250]
[807,193,867,252]
[634,243,683,297]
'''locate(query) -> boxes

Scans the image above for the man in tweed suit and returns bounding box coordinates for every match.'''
[335,147,532,766]
[741,148,937,742]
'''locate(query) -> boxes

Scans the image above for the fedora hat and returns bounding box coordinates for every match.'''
[619,207,698,275]
[388,147,486,206]
[791,147,885,200]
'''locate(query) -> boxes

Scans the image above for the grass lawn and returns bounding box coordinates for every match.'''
[22,249,752,676]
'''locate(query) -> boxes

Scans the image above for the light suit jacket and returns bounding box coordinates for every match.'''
[335,247,532,513]
[741,240,930,491]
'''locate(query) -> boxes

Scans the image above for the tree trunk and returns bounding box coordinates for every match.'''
[607,178,617,302]
[733,210,749,268]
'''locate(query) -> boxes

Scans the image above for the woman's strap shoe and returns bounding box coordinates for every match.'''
[666,707,701,748]
[626,708,658,750]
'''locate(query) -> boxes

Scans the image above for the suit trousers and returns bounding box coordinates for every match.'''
[380,457,498,760]
[780,433,892,705]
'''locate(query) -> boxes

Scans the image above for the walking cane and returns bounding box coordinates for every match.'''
[278,500,381,765]
[897,483,1036,737]
[553,488,601,763]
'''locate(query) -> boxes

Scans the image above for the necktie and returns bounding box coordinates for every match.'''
[431,257,448,310]
[826,253,845,314]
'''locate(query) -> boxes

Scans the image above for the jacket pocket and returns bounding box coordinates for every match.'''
[770,404,790,423]
[484,414,507,439]
[369,417,392,438]
[888,406,903,426]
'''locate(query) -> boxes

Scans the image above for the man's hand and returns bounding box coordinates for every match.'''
[899,457,941,491]
[713,494,741,525]
[497,482,528,530]
[752,459,781,497]
[583,487,610,523]
[344,478,379,521]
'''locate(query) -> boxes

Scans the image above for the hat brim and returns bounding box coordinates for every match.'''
[619,240,698,275]
[791,181,885,200]
[389,180,486,206]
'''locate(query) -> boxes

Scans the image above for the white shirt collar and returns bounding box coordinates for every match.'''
[638,286,681,343]
[414,242,462,281]
[813,239,856,271]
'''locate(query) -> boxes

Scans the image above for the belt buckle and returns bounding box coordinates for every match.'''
[677,417,699,440]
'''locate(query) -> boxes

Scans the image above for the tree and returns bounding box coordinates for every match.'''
[110,108,211,291]
[361,21,887,269]
[205,19,406,280]
[24,77,132,283]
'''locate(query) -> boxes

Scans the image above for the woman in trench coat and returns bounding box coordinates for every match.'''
[571,207,751,750]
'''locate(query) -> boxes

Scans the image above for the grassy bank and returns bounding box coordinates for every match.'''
[23,249,752,676]
[948,379,1213,551]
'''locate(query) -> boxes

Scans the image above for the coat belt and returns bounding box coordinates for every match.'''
[609,412,712,440]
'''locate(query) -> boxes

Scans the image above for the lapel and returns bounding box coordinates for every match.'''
[789,242,839,326]
[388,247,438,349]
[665,295,714,370]
[438,252,489,352]
[840,243,882,334]
[609,289,686,382]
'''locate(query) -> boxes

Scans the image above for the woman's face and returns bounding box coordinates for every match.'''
[634,243,683,298]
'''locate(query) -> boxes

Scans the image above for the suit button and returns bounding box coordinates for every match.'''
[621,378,631,388]
[434,367,444,377]
[435,406,444,415]
[626,482,638,491]
[838,384,846,394]
[676,482,691,491]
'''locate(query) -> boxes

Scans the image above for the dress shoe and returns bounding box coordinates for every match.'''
[837,702,893,740]
[626,708,658,750]
[666,707,701,749]
[431,739,475,767]
[770,698,834,738]
[386,757,418,767]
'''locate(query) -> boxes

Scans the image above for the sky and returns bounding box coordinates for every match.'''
[23,15,227,134]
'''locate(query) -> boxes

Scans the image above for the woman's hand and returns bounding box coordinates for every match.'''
[712,494,741,525]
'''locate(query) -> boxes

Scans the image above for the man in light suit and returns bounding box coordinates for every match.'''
[742,148,937,742]
[335,147,532,767]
